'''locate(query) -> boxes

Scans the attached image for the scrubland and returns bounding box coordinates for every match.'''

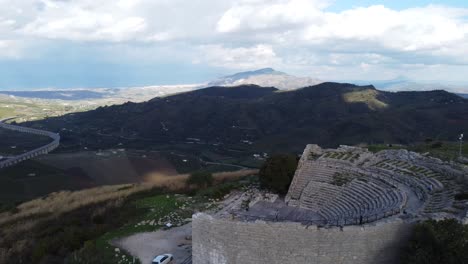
[0,169,257,264]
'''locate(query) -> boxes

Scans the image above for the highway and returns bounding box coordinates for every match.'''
[0,118,60,169]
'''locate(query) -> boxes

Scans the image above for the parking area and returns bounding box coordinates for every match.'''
[114,223,192,264]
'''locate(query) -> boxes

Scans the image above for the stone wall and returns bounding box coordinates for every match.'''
[192,213,413,264]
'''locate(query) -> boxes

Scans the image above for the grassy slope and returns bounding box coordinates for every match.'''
[0,147,258,207]
[0,172,254,264]
[0,160,75,209]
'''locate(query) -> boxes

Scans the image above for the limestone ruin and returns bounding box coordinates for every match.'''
[192,144,468,264]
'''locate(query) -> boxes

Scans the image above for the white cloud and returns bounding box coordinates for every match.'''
[217,0,325,33]
[23,15,147,42]
[217,2,468,54]
[11,0,231,43]
[0,40,24,58]
[196,44,282,69]
[20,1,148,42]
[0,0,468,81]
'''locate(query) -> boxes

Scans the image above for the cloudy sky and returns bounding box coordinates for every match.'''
[1,0,468,89]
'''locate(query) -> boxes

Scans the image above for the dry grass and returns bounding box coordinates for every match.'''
[0,169,258,228]
[213,169,259,182]
[143,169,258,189]
[0,184,147,227]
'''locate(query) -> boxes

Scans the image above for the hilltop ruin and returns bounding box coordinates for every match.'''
[192,144,468,264]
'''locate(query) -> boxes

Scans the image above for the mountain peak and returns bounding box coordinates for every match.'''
[207,68,321,90]
[224,68,286,79]
[249,68,283,75]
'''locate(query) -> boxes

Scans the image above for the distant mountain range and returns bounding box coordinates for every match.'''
[0,90,106,101]
[0,84,200,103]
[28,82,468,153]
[0,68,322,102]
[351,77,468,94]
[2,68,467,102]
[207,68,322,90]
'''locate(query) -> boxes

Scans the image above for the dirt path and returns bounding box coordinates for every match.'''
[113,224,192,264]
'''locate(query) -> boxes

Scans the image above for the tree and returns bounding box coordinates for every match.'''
[186,171,214,188]
[401,219,468,264]
[259,154,298,194]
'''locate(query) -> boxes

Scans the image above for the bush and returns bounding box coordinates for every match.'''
[0,202,17,214]
[259,154,298,194]
[186,172,214,188]
[67,241,109,264]
[454,192,468,200]
[0,197,144,264]
[401,219,468,264]
[197,182,238,199]
[425,138,434,143]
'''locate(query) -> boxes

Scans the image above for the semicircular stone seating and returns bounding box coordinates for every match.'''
[287,163,338,202]
[288,160,404,224]
[371,158,455,214]
[318,179,403,222]
[286,145,461,225]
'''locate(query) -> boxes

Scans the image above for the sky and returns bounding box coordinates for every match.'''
[1,0,468,89]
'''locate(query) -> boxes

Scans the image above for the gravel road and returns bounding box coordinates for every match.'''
[113,223,192,264]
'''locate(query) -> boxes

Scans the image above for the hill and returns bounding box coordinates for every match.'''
[207,68,322,90]
[26,82,468,153]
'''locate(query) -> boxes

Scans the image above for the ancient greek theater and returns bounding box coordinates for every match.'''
[193,144,468,264]
[0,118,60,169]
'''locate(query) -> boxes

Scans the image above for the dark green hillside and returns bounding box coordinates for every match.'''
[26,83,468,153]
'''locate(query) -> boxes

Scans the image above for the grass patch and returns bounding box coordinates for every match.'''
[342,89,388,110]
[368,141,468,162]
[367,144,403,153]
[331,172,354,186]
[92,194,194,264]
[197,181,242,199]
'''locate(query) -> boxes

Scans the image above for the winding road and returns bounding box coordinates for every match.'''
[0,118,60,169]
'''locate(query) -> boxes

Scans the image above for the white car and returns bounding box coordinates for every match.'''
[152,254,174,264]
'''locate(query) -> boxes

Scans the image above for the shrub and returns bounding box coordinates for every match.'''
[67,241,110,264]
[197,182,238,199]
[186,172,214,188]
[401,219,468,264]
[258,154,298,194]
[454,192,468,200]
[425,138,434,143]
